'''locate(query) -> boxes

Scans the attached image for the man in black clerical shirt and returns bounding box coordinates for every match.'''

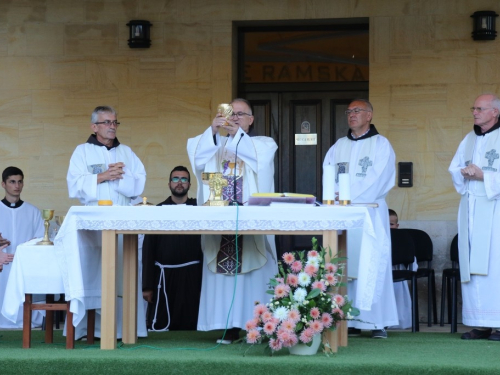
[142,166,203,331]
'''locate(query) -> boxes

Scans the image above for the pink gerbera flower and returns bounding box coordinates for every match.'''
[246,329,261,344]
[245,318,258,331]
[307,250,319,259]
[253,303,267,317]
[321,312,333,328]
[261,311,273,322]
[304,263,318,276]
[291,260,302,273]
[274,283,290,299]
[269,338,283,351]
[286,273,299,287]
[263,321,277,335]
[310,319,324,333]
[299,327,315,343]
[281,319,296,332]
[325,273,338,285]
[282,333,299,348]
[312,280,326,292]
[333,294,345,306]
[288,309,301,323]
[332,307,344,318]
[310,307,321,319]
[282,252,295,265]
[277,327,291,342]
[325,262,338,273]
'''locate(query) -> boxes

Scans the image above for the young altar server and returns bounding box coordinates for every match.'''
[0,166,44,328]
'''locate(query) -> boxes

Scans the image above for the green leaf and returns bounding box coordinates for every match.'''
[307,288,320,299]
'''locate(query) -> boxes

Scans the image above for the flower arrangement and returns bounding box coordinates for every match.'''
[245,238,359,354]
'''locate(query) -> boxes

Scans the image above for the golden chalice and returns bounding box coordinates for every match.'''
[55,215,65,227]
[217,103,233,124]
[37,209,55,245]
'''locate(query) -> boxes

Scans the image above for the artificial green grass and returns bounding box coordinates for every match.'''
[0,329,498,374]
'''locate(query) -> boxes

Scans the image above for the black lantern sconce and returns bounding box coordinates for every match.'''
[127,20,152,48]
[471,11,498,40]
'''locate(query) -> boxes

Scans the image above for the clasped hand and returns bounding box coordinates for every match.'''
[460,163,484,181]
[211,114,239,136]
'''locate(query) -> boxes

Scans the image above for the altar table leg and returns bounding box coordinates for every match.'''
[322,230,340,353]
[122,234,138,344]
[337,231,348,347]
[23,294,33,348]
[101,230,117,349]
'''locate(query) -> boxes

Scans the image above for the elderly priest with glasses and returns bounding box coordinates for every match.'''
[449,93,500,341]
[187,98,278,344]
[66,105,147,340]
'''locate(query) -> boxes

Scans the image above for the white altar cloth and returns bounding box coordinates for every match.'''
[1,239,64,323]
[53,204,384,329]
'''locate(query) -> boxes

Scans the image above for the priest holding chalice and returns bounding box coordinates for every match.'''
[187,98,278,344]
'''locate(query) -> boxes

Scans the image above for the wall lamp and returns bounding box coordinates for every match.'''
[127,20,152,48]
[471,11,498,40]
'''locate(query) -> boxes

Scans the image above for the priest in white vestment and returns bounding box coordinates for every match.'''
[323,99,398,339]
[65,105,147,340]
[187,98,278,344]
[0,166,44,328]
[449,93,500,341]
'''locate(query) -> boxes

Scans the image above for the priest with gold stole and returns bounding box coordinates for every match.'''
[187,98,278,344]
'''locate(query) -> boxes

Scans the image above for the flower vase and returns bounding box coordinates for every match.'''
[288,333,321,355]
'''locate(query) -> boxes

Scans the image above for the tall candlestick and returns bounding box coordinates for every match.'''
[323,165,335,204]
[339,173,351,205]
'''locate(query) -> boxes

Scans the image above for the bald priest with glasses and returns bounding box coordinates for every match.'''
[187,98,278,344]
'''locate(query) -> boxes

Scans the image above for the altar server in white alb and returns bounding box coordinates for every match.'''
[187,98,278,344]
[323,99,398,339]
[0,166,44,328]
[66,105,147,339]
[449,93,500,341]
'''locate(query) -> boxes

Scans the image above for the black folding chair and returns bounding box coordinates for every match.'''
[440,234,460,333]
[406,229,437,326]
[391,228,419,332]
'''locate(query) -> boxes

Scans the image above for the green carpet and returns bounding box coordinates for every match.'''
[0,329,498,374]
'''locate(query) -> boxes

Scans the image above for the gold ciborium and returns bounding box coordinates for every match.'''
[37,209,55,245]
[201,172,229,206]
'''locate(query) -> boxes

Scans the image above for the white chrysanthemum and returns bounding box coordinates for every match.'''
[306,258,320,268]
[298,272,311,287]
[274,306,289,321]
[293,287,307,303]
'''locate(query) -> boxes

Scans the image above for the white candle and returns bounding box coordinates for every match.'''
[339,173,351,201]
[323,165,335,201]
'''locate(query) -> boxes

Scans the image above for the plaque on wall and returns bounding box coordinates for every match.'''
[295,134,317,145]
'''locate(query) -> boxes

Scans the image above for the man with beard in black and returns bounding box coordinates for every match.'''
[142,166,202,331]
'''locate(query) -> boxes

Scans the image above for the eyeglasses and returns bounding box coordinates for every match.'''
[470,107,494,113]
[94,120,120,126]
[231,112,252,118]
[171,177,189,183]
[345,108,370,116]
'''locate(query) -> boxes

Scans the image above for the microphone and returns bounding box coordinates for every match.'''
[231,132,244,206]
